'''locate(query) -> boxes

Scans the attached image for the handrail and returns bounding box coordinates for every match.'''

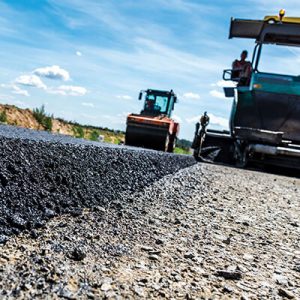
[223,69,240,82]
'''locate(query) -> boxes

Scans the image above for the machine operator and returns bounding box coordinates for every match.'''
[232,50,252,86]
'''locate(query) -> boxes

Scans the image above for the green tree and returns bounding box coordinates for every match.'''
[33,105,53,131]
[0,111,7,123]
[33,105,46,124]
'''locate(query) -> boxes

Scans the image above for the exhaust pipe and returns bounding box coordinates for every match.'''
[249,144,300,158]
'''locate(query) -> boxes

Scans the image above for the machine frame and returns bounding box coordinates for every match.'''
[193,11,300,169]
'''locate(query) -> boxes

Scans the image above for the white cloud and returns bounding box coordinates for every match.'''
[11,85,29,97]
[14,69,85,97]
[209,89,226,100]
[209,113,229,128]
[248,1,300,15]
[135,38,225,75]
[11,100,26,108]
[0,83,9,88]
[172,114,182,123]
[211,80,236,88]
[81,102,94,107]
[101,112,130,126]
[182,92,201,100]
[33,65,70,81]
[185,115,200,124]
[186,113,228,128]
[76,51,82,56]
[59,85,87,96]
[1,83,29,96]
[48,85,87,96]
[46,89,64,96]
[116,95,133,100]
[0,93,14,101]
[86,37,227,86]
[15,75,47,90]
[79,113,98,120]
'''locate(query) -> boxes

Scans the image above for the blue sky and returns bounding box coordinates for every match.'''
[0,0,299,140]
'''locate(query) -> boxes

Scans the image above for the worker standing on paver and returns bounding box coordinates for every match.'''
[192,112,210,150]
[200,111,210,133]
[232,50,252,85]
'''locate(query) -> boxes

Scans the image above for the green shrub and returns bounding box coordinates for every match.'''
[174,147,190,155]
[89,130,99,141]
[0,111,7,123]
[33,105,53,131]
[73,126,85,138]
[43,115,53,131]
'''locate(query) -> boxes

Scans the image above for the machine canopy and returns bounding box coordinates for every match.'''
[229,18,300,46]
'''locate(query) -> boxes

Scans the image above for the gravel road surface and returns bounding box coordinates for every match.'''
[0,126,299,299]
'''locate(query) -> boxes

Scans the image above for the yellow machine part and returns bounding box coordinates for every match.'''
[264,15,300,24]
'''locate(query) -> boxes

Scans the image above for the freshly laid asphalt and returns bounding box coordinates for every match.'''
[0,125,195,239]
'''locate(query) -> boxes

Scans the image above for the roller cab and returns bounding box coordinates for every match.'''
[125,89,179,152]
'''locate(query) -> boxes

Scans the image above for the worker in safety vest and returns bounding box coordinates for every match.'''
[232,50,252,85]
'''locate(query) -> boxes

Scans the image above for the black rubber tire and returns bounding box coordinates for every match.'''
[167,135,176,153]
[157,133,169,152]
[193,148,202,162]
[234,146,248,168]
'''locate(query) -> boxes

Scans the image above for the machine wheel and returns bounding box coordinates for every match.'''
[234,142,248,168]
[192,131,206,161]
[167,134,176,153]
[235,152,248,168]
[155,133,170,152]
[165,134,170,152]
[193,148,202,161]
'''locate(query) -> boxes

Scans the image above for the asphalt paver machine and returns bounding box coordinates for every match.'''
[192,10,300,169]
[125,89,179,152]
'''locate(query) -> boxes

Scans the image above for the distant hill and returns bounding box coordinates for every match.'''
[0,104,124,144]
[176,138,192,150]
[0,104,192,153]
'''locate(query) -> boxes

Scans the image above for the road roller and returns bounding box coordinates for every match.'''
[125,89,179,152]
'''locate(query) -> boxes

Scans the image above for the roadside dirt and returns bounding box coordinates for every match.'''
[51,119,74,135]
[0,104,124,143]
[0,104,42,130]
[0,104,73,134]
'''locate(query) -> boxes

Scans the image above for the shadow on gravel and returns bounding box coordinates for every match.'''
[257,165,300,179]
[0,135,195,241]
[197,161,300,179]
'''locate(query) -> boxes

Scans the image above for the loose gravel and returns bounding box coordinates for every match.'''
[0,125,195,238]
[0,125,299,299]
